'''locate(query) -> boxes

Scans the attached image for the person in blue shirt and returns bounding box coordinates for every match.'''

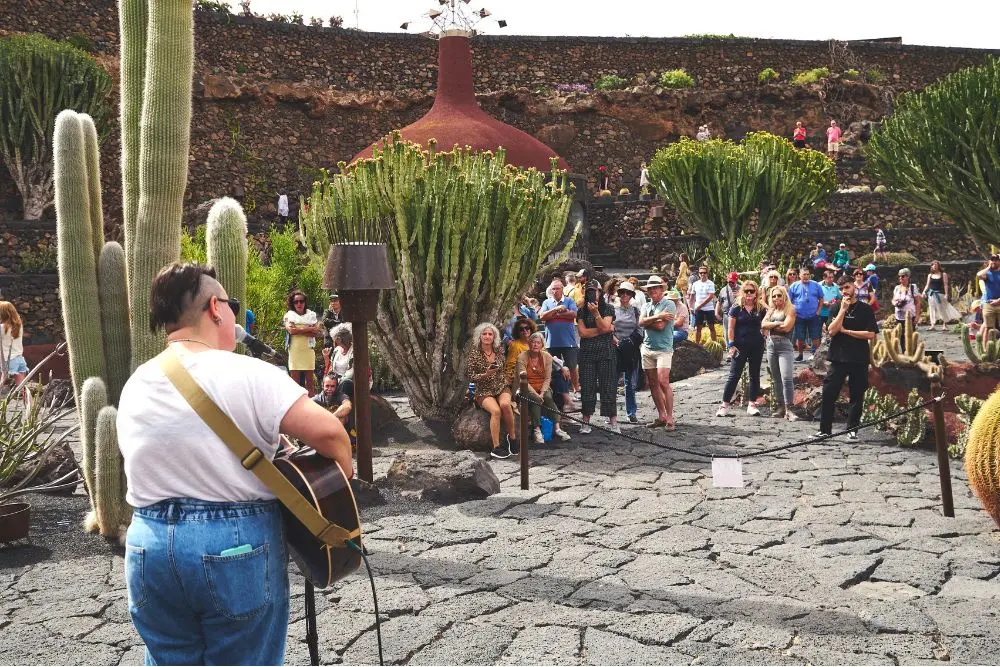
[788,267,825,361]
[245,308,256,335]
[818,268,842,329]
[976,253,1000,346]
[809,243,828,269]
[637,277,677,430]
[539,280,580,396]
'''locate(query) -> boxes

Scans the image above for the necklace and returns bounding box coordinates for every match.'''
[168,338,213,349]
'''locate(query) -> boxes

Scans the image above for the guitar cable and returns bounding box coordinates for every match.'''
[346,540,384,666]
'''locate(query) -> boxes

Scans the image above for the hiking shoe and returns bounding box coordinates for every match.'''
[813,431,829,438]
[785,411,799,422]
[554,427,571,441]
[795,352,804,362]
[847,430,859,441]
[490,444,511,459]
[580,424,593,434]
[716,404,731,417]
[628,414,639,424]
[771,406,786,419]
[506,435,519,456]
[533,427,545,444]
[747,404,760,416]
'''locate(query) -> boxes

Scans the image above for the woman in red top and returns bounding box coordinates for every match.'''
[793,121,807,149]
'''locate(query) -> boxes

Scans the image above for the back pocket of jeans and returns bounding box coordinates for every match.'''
[125,544,148,611]
[203,544,271,620]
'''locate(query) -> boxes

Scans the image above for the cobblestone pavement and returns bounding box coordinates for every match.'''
[3,338,1000,665]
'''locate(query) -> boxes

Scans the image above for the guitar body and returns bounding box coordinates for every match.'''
[273,441,362,588]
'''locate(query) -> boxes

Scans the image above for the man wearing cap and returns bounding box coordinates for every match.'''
[816,275,879,440]
[638,276,677,429]
[668,289,690,345]
[716,272,740,350]
[832,243,851,272]
[976,253,1000,344]
[687,266,718,344]
[540,278,581,397]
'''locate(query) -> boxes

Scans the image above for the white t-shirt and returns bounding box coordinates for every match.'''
[117,350,307,507]
[284,309,318,348]
[278,194,289,216]
[1,323,24,359]
[332,346,353,380]
[688,279,717,311]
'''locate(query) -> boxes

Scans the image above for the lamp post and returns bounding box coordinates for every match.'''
[323,243,395,483]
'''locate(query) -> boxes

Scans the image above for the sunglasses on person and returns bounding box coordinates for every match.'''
[518,325,533,332]
[293,298,306,305]
[205,296,241,316]
[743,290,756,295]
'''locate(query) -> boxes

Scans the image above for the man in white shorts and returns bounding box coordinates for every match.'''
[826,119,842,160]
[638,276,677,429]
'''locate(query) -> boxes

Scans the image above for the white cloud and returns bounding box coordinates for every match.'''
[229,0,999,48]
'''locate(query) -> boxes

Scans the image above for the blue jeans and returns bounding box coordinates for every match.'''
[125,499,290,666]
[621,367,638,417]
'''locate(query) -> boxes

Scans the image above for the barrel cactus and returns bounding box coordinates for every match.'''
[965,387,1000,527]
[962,324,1000,364]
[55,0,196,540]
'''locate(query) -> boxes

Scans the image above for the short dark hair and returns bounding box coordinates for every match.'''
[149,263,217,333]
[837,274,854,286]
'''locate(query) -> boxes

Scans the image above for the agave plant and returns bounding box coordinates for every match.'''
[0,344,80,504]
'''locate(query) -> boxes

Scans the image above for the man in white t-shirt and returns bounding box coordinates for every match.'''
[687,265,718,344]
[116,263,352,666]
[277,192,289,223]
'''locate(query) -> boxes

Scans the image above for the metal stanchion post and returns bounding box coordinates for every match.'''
[930,388,955,518]
[519,371,530,490]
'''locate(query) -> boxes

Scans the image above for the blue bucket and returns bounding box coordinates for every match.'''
[539,416,554,442]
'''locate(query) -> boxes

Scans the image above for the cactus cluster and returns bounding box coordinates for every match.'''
[962,324,1000,364]
[54,0,212,541]
[950,393,985,459]
[896,388,929,447]
[870,313,943,381]
[861,387,928,447]
[965,387,1000,528]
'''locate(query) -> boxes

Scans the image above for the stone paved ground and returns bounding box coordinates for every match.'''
[3,329,1000,665]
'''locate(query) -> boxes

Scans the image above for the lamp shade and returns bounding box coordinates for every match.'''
[322,243,396,292]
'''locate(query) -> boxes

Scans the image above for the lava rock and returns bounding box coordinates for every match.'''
[385,450,501,504]
[670,340,719,381]
[450,405,496,452]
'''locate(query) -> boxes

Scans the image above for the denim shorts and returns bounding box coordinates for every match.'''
[794,316,822,341]
[125,498,289,666]
[7,355,27,374]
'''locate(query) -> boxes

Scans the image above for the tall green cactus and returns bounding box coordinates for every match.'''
[207,197,249,329]
[119,0,147,276]
[300,135,576,422]
[648,133,837,253]
[54,110,106,404]
[128,0,193,369]
[962,324,1000,364]
[93,405,131,539]
[79,377,108,506]
[98,242,131,406]
[80,113,105,261]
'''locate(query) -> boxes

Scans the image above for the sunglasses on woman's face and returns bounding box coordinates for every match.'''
[744,291,756,295]
[293,299,305,305]
[206,296,240,316]
[518,326,532,332]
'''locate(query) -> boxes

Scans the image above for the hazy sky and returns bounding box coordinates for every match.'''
[232,0,999,49]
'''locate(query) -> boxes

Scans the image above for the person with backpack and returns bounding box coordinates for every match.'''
[613,281,642,424]
[716,272,740,350]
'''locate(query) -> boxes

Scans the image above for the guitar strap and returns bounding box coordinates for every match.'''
[158,348,357,548]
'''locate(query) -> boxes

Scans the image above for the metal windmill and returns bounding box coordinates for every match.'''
[398,0,507,37]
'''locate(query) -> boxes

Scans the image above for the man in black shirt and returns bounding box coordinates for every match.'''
[321,293,344,349]
[816,276,879,439]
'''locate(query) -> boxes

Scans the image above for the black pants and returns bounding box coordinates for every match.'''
[579,356,617,417]
[722,343,763,404]
[820,361,869,434]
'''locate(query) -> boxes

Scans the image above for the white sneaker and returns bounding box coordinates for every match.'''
[554,427,571,441]
[747,404,760,416]
[608,424,622,435]
[580,424,592,434]
[533,427,545,444]
[847,430,859,441]
[716,404,730,417]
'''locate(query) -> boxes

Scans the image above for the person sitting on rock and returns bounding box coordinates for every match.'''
[313,372,354,437]
[467,322,517,459]
[504,316,536,384]
[516,332,571,444]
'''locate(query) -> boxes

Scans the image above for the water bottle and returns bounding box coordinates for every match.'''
[467,382,476,402]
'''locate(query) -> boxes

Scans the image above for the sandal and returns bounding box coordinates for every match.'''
[664,421,676,431]
[646,418,667,428]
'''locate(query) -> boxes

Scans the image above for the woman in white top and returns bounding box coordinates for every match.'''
[328,323,355,394]
[283,290,320,395]
[116,263,352,665]
[892,268,922,325]
[0,301,29,404]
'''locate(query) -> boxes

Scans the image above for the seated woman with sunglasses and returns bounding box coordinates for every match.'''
[116,263,353,665]
[504,316,536,384]
[283,290,321,395]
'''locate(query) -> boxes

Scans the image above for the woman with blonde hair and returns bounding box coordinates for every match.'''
[516,332,572,444]
[0,301,29,404]
[761,285,798,420]
[467,322,517,459]
[716,281,767,417]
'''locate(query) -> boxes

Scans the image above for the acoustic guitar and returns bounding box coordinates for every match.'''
[274,437,362,588]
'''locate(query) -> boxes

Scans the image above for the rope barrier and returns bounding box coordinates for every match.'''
[515,391,944,461]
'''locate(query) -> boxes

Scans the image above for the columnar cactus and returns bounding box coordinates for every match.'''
[119,0,147,274]
[962,324,1000,364]
[965,387,1000,528]
[93,405,131,540]
[207,197,249,329]
[54,110,106,404]
[98,242,131,406]
[79,377,108,505]
[883,313,926,365]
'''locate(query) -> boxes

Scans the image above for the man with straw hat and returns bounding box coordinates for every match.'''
[638,276,677,430]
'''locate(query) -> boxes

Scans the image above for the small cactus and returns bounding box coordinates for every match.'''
[896,388,929,447]
[962,324,1000,364]
[950,393,985,459]
[93,405,131,540]
[965,387,1000,528]
[79,377,108,506]
[98,242,131,406]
